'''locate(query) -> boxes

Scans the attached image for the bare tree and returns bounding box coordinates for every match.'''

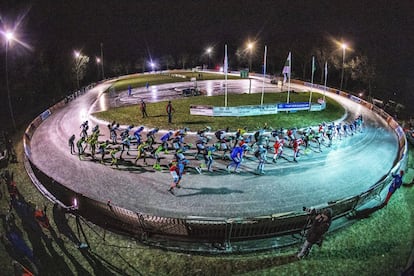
[349,55,376,100]
[72,53,89,89]
[134,57,146,73]
[160,55,175,70]
[313,46,332,84]
[178,53,190,69]
[111,60,123,76]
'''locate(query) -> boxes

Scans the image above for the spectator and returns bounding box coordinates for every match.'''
[166,101,175,124]
[140,99,148,118]
[382,170,404,206]
[297,208,333,259]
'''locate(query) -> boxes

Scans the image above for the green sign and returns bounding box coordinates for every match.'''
[240,70,249,78]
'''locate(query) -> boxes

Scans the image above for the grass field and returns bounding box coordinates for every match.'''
[94,91,345,131]
[0,129,413,275]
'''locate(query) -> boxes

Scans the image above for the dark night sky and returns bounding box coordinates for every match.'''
[1,0,414,116]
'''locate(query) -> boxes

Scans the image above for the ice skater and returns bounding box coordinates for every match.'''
[80,120,89,138]
[109,147,120,168]
[68,134,76,154]
[135,142,148,166]
[272,136,284,163]
[167,161,180,195]
[226,144,248,173]
[76,137,86,160]
[255,145,267,174]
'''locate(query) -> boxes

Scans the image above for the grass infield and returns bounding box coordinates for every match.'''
[94,91,345,131]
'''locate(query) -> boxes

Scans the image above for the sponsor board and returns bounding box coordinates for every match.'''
[190,105,213,116]
[277,102,309,111]
[40,110,51,121]
[213,104,279,117]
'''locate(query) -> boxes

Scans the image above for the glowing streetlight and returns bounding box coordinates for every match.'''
[206,47,212,68]
[150,61,156,72]
[4,30,17,130]
[247,41,254,72]
[340,43,347,91]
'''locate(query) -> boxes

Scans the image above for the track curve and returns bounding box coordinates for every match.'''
[28,78,398,218]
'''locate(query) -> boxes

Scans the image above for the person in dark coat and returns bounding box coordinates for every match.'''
[297,208,333,259]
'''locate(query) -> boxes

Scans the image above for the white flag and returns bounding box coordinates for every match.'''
[282,52,291,76]
[282,52,291,83]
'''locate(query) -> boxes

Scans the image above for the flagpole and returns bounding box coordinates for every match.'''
[224,44,228,107]
[287,53,291,104]
[323,61,328,102]
[261,45,267,106]
[309,56,315,110]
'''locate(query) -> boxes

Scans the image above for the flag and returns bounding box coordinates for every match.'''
[282,52,291,75]
[311,56,316,84]
[323,61,328,102]
[312,56,316,74]
[282,52,291,83]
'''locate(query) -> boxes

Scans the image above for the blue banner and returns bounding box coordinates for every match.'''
[277,102,309,109]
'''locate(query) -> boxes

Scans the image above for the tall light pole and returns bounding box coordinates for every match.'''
[4,31,16,130]
[96,57,101,80]
[247,42,254,72]
[206,47,212,69]
[74,50,81,89]
[100,42,105,79]
[340,43,347,91]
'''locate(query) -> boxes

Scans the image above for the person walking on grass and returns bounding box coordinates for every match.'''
[166,101,175,124]
[140,99,148,118]
[297,208,333,259]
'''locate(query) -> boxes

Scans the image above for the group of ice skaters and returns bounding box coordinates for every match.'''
[69,115,363,195]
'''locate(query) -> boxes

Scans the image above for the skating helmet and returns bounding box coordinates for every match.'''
[400,170,405,176]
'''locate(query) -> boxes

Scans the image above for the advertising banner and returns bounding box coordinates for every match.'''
[277,102,309,111]
[190,105,214,116]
